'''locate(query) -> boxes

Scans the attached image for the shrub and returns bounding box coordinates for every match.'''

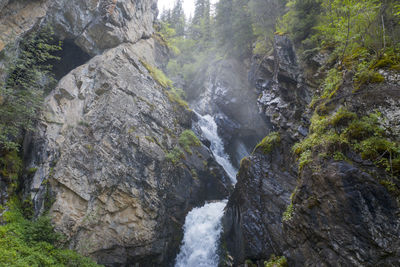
[321,68,342,99]
[282,203,294,222]
[0,150,22,183]
[166,87,189,109]
[354,69,385,91]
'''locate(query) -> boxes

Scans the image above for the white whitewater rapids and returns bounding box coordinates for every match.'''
[195,113,237,183]
[175,112,238,267]
[175,200,228,267]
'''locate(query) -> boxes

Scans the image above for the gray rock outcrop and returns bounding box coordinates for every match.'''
[26,40,230,265]
[221,34,400,266]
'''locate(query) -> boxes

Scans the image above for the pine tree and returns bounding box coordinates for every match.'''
[170,0,186,37]
[216,0,254,58]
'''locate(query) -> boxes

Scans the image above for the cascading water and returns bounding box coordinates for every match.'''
[195,112,237,183]
[175,112,238,267]
[175,201,227,267]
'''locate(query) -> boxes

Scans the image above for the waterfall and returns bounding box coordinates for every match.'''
[175,201,227,267]
[175,112,238,267]
[195,113,237,183]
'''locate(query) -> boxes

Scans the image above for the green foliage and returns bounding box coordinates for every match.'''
[249,0,287,51]
[0,25,61,151]
[253,39,270,56]
[298,150,312,171]
[329,107,357,127]
[245,259,257,267]
[166,146,185,165]
[264,255,288,267]
[379,180,400,196]
[333,151,346,161]
[254,132,281,154]
[179,130,201,154]
[0,150,22,183]
[166,87,189,109]
[317,0,382,55]
[293,108,400,176]
[0,201,100,266]
[139,59,189,109]
[344,114,384,140]
[282,203,294,222]
[279,0,400,72]
[354,70,385,90]
[321,68,342,99]
[277,0,322,46]
[140,59,173,88]
[216,0,255,58]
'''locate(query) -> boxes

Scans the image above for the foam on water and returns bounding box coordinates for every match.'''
[175,112,238,267]
[175,201,228,267]
[196,113,237,183]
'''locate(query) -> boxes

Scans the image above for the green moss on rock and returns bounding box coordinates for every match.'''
[264,255,288,267]
[179,130,201,154]
[293,108,400,176]
[254,132,281,154]
[165,146,185,165]
[354,70,385,91]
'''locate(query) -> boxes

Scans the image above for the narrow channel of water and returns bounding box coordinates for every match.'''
[175,112,238,267]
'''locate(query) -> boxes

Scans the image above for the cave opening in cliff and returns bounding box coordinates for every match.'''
[50,39,91,81]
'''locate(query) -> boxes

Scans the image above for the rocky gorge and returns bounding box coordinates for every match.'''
[1,0,400,266]
[1,0,232,265]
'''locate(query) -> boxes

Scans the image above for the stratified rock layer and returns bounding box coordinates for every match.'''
[28,41,230,265]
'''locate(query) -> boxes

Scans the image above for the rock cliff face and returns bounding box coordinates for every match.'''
[222,35,400,266]
[0,0,157,55]
[27,41,230,265]
[1,0,231,265]
[222,36,304,264]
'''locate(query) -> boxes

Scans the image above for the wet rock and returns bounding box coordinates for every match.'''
[188,58,271,167]
[256,35,310,137]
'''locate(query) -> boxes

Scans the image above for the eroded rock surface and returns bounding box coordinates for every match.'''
[27,41,231,265]
[0,0,157,55]
[47,0,157,55]
[285,161,400,266]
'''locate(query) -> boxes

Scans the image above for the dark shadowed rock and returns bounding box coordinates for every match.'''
[285,161,400,266]
[221,33,400,267]
[222,137,297,265]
